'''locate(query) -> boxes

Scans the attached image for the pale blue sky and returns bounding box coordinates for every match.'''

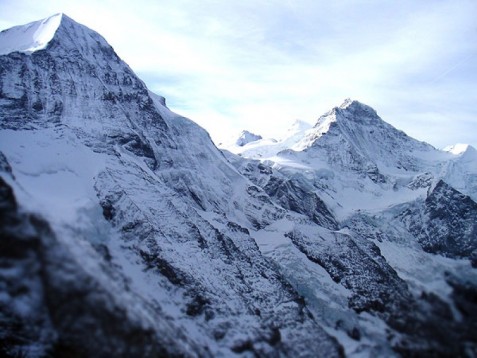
[1,0,476,148]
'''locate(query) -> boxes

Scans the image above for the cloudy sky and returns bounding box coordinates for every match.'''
[1,0,476,148]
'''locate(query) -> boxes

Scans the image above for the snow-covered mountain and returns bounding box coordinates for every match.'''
[235,130,263,147]
[222,100,477,355]
[1,14,476,357]
[224,98,477,218]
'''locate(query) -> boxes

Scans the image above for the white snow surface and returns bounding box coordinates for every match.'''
[1,14,476,357]
[0,127,107,230]
[224,99,477,218]
[0,15,340,354]
[219,119,314,158]
[0,13,62,55]
[443,143,470,155]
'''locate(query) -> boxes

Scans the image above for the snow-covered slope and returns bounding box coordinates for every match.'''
[0,13,62,56]
[0,14,343,357]
[444,143,470,155]
[219,119,313,158]
[224,100,477,355]
[227,99,477,219]
[1,14,476,358]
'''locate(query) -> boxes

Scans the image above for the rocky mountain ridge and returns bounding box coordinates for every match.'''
[1,14,476,357]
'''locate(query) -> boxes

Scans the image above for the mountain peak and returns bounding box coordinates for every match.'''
[299,98,436,172]
[0,13,63,55]
[336,98,379,119]
[236,130,262,146]
[339,97,356,109]
[0,13,116,65]
[313,98,380,130]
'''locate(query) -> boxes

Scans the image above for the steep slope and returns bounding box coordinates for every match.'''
[0,14,343,357]
[442,145,477,201]
[225,100,477,355]
[1,14,476,358]
[294,99,435,170]
[400,180,477,259]
[0,175,202,357]
[228,99,477,219]
[0,13,62,55]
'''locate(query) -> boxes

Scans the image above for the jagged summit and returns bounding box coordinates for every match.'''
[235,130,262,146]
[0,13,63,55]
[0,13,117,64]
[339,97,356,109]
[223,98,434,168]
[455,144,477,165]
[225,98,439,183]
[291,99,407,153]
[339,98,377,114]
[293,98,436,173]
[0,12,142,133]
[314,98,381,131]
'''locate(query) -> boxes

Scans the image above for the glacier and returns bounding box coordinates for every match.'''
[1,13,476,357]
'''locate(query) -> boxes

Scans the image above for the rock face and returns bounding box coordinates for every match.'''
[1,14,477,358]
[401,180,477,259]
[0,176,201,357]
[264,175,339,230]
[288,99,435,174]
[0,14,343,358]
[225,99,477,355]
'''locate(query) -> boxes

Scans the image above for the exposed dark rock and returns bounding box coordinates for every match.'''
[402,180,477,259]
[0,177,199,357]
[265,176,338,230]
[287,222,477,356]
[286,229,412,317]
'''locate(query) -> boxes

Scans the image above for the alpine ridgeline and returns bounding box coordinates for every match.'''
[1,14,476,358]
